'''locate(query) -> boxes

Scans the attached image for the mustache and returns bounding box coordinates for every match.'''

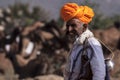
[65,30,78,36]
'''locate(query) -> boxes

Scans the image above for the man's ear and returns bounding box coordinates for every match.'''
[83,24,88,32]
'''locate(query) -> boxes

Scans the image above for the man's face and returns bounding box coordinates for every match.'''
[66,18,84,40]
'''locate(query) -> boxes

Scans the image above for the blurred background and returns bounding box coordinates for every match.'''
[0,0,120,80]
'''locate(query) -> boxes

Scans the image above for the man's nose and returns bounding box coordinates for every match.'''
[68,26,73,32]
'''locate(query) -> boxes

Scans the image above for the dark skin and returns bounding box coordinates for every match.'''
[66,18,87,38]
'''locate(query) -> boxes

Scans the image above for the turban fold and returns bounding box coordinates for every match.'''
[61,3,94,23]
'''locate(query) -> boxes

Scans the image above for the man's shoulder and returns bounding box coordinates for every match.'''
[87,37,101,46]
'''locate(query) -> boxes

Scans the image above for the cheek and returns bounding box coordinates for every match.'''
[76,27,83,34]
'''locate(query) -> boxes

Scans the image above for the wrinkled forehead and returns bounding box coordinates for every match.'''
[66,18,83,25]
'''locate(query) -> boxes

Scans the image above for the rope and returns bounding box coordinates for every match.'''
[97,38,114,60]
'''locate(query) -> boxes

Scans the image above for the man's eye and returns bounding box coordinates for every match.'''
[66,24,76,27]
[66,25,69,29]
[66,24,69,27]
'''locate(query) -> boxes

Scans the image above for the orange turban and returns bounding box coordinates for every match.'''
[61,3,94,24]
